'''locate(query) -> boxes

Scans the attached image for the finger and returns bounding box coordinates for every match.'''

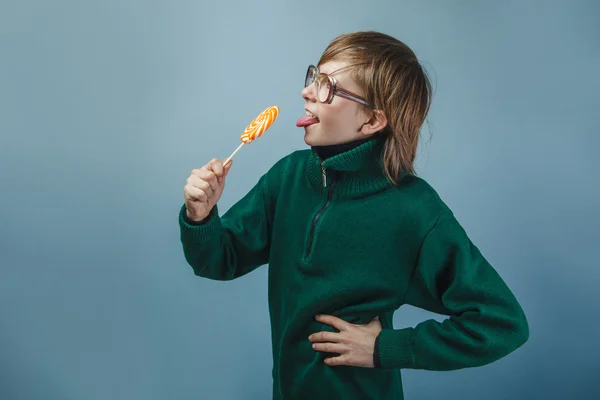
[209,158,224,178]
[184,185,208,202]
[189,173,218,193]
[315,314,351,332]
[195,169,219,191]
[312,342,346,354]
[309,331,345,343]
[324,354,352,367]
[192,179,213,198]
[185,185,208,202]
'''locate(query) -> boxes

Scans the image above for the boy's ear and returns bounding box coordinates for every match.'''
[360,110,388,135]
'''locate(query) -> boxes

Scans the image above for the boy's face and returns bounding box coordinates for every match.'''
[300,60,375,147]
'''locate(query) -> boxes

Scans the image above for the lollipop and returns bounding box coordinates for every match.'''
[223,106,279,166]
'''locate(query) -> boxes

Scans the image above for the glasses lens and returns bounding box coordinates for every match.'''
[316,75,331,103]
[305,66,316,87]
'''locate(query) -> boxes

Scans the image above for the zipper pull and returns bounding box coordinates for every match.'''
[321,163,327,187]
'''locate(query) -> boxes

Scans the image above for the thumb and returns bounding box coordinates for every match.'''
[223,160,232,178]
[218,160,232,184]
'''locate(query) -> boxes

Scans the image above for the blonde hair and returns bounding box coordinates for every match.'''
[318,31,433,184]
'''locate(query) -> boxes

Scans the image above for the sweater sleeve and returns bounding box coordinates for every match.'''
[178,173,274,281]
[375,211,529,370]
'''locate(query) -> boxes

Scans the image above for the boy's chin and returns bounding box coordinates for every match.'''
[304,130,333,147]
[303,130,318,146]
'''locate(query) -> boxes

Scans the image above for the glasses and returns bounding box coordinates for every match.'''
[304,65,372,108]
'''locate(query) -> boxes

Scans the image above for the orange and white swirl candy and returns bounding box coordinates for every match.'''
[223,105,279,166]
[241,106,279,143]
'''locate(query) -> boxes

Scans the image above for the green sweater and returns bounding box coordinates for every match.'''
[178,136,529,399]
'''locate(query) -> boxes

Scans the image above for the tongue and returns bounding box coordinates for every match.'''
[296,115,319,127]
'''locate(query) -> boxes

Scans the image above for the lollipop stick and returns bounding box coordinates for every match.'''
[223,142,244,166]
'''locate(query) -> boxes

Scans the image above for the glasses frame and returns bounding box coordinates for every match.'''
[304,64,373,108]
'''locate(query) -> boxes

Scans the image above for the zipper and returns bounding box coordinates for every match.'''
[306,163,336,257]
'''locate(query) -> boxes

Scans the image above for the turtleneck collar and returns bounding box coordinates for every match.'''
[311,136,374,160]
[307,134,396,198]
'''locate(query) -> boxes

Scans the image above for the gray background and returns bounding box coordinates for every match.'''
[1,0,599,399]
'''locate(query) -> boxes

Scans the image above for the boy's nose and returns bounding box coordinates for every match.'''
[301,84,316,102]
